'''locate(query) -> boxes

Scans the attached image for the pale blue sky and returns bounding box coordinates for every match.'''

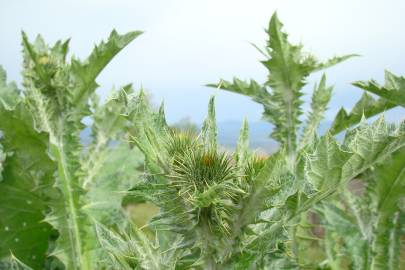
[1,0,404,124]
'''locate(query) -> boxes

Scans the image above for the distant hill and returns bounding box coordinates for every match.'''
[216,120,342,153]
[216,120,277,153]
[80,120,336,154]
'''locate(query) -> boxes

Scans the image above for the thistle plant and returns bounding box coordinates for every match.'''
[0,11,403,270]
[92,11,405,270]
[316,73,405,269]
[209,12,405,269]
[96,87,404,269]
[0,31,144,269]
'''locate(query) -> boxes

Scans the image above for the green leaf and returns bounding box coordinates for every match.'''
[313,54,359,72]
[299,74,333,148]
[217,151,295,261]
[331,70,405,135]
[235,119,249,173]
[318,145,405,270]
[95,223,182,270]
[330,92,395,135]
[0,253,35,270]
[206,78,271,106]
[304,134,351,191]
[71,30,142,105]
[0,66,20,110]
[373,148,405,215]
[20,30,143,270]
[0,144,5,182]
[243,118,404,265]
[319,202,369,269]
[201,96,217,151]
[81,85,134,190]
[369,148,405,270]
[353,70,405,107]
[45,139,93,270]
[127,90,170,174]
[81,86,144,225]
[0,103,56,269]
[208,12,355,154]
[261,12,309,152]
[84,143,143,226]
[302,117,405,212]
[261,13,354,152]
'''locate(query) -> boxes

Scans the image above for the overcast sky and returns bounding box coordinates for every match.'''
[1,0,404,124]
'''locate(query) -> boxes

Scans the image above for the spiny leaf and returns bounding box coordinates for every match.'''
[353,70,405,107]
[206,78,271,105]
[373,148,405,214]
[71,30,142,105]
[20,30,143,269]
[314,54,359,72]
[319,203,369,269]
[331,70,405,135]
[305,134,352,191]
[255,151,296,208]
[0,253,35,270]
[201,96,217,151]
[225,151,292,239]
[261,12,309,151]
[45,140,92,269]
[318,144,405,270]
[81,87,143,225]
[81,84,134,190]
[0,66,20,110]
[262,12,354,152]
[95,223,182,270]
[245,118,404,263]
[235,119,249,173]
[0,144,5,182]
[369,148,405,270]
[299,74,333,149]
[302,117,405,212]
[330,92,395,135]
[0,103,56,269]
[208,12,354,154]
[127,91,170,174]
[84,144,143,226]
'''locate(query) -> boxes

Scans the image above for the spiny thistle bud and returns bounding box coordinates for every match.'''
[169,148,245,235]
[171,149,236,195]
[244,154,268,181]
[165,130,199,158]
